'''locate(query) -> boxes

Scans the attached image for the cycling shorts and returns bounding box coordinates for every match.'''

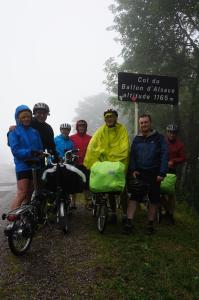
[130,169,161,204]
[16,170,33,181]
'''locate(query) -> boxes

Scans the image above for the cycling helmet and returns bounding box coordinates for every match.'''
[76,120,88,130]
[166,124,178,132]
[60,123,71,130]
[127,177,148,199]
[104,108,118,118]
[33,102,50,115]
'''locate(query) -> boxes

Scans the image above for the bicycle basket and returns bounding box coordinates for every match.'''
[90,161,125,193]
[42,166,85,194]
[42,167,57,192]
[62,167,84,194]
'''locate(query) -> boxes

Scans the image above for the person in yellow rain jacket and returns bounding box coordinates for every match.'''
[84,108,129,224]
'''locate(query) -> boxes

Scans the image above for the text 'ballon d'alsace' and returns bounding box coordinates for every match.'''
[118,72,178,105]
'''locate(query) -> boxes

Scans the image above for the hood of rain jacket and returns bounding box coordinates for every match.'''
[15,105,32,124]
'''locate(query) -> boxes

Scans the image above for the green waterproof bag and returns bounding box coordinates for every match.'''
[90,161,125,193]
[160,173,177,195]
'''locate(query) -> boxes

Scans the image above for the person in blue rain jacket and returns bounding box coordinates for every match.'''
[8,105,43,209]
[54,123,74,159]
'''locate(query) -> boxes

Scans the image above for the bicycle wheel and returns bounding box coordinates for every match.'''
[91,194,97,217]
[8,215,33,256]
[92,203,97,217]
[97,204,108,233]
[57,200,70,233]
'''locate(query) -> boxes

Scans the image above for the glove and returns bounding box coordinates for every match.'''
[52,154,59,163]
[31,150,42,158]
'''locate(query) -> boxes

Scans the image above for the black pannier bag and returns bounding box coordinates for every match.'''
[42,165,85,194]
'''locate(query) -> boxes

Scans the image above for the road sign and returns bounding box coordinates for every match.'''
[118,72,178,105]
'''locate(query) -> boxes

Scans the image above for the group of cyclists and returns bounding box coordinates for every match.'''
[7,102,186,235]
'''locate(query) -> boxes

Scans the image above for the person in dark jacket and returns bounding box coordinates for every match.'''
[32,102,56,156]
[8,105,43,210]
[123,114,168,234]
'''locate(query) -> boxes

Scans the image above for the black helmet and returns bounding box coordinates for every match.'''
[33,102,50,115]
[104,108,118,118]
[166,124,178,132]
[127,177,148,198]
[76,120,87,130]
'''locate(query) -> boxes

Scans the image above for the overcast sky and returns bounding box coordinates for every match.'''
[0,0,121,164]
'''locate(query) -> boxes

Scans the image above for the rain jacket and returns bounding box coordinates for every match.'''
[54,134,74,158]
[8,105,43,173]
[166,137,186,170]
[31,118,56,155]
[83,123,129,170]
[128,130,168,177]
[70,133,92,165]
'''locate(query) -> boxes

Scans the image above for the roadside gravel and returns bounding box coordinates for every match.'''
[0,203,100,299]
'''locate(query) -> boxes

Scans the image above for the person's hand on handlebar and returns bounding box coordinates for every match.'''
[52,154,59,163]
[31,150,44,158]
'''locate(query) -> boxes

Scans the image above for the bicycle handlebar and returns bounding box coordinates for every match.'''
[45,149,79,166]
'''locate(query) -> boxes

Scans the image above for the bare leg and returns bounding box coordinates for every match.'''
[120,188,128,216]
[71,194,76,208]
[127,200,137,220]
[148,203,157,222]
[167,194,176,214]
[84,190,92,209]
[161,194,169,212]
[123,200,137,233]
[11,179,33,210]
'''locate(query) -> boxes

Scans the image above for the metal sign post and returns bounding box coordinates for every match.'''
[134,102,138,136]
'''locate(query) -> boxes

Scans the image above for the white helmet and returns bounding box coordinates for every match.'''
[33,102,50,115]
[60,123,71,130]
[166,124,178,132]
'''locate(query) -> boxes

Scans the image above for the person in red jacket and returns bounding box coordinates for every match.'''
[70,120,92,208]
[166,124,186,173]
[162,124,186,224]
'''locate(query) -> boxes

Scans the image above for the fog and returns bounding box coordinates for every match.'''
[0,0,121,166]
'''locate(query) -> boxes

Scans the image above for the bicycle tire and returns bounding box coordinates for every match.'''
[97,204,108,233]
[8,215,33,256]
[57,200,70,233]
[92,203,97,217]
[91,195,97,217]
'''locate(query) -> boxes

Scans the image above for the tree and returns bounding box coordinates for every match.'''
[105,0,199,206]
